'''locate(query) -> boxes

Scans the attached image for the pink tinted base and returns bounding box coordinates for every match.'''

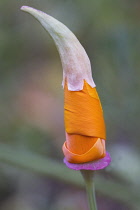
[63,152,111,170]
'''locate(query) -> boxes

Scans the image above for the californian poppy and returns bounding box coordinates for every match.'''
[21,6,111,170]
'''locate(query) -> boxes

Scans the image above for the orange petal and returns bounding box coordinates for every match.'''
[63,80,106,163]
[64,80,106,139]
[62,138,106,163]
[65,133,98,155]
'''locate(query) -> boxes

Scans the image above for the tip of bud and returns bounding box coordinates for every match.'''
[20,5,29,11]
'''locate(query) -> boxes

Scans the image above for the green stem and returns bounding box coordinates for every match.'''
[81,170,97,210]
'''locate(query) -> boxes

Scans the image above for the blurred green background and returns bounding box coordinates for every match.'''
[0,0,140,209]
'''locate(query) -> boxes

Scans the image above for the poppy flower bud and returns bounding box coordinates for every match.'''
[21,6,111,169]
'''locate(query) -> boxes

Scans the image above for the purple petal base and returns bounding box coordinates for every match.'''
[63,152,111,171]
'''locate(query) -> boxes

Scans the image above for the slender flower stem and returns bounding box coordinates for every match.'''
[81,170,97,210]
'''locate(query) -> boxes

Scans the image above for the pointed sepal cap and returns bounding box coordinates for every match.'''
[21,6,95,91]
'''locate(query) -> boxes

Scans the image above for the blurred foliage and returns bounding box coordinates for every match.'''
[0,0,140,209]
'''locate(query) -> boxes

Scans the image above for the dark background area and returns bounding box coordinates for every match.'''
[0,0,140,209]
